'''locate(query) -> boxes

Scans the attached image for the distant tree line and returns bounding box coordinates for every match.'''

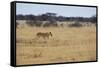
[16,13,97,23]
[16,13,97,27]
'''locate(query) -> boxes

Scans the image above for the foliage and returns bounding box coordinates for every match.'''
[68,21,82,27]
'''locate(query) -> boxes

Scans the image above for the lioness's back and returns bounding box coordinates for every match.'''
[36,32,52,39]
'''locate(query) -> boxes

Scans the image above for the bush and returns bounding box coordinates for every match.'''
[43,22,58,27]
[52,23,58,27]
[26,20,42,27]
[43,23,50,27]
[69,22,82,27]
[60,23,63,27]
[26,20,35,26]
[35,21,42,27]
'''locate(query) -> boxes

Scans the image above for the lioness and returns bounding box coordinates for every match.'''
[36,32,52,39]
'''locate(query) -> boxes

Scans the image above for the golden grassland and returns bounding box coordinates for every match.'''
[16,24,96,65]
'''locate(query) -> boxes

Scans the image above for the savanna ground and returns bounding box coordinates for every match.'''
[16,22,96,65]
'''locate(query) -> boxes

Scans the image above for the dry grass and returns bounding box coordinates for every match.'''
[16,24,96,65]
